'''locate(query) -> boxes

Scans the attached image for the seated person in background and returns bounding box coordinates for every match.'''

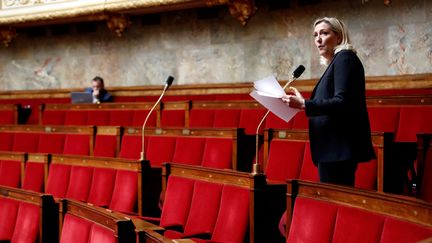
[85,76,113,103]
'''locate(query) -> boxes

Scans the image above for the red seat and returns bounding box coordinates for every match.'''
[161,110,186,128]
[64,110,87,125]
[298,144,319,182]
[22,161,45,192]
[108,110,134,126]
[396,106,432,142]
[63,134,91,156]
[0,110,15,124]
[86,110,110,126]
[87,167,116,207]
[118,134,145,160]
[0,132,14,151]
[93,134,117,158]
[109,170,138,214]
[10,202,40,243]
[239,109,267,135]
[201,138,233,169]
[89,223,116,243]
[60,214,92,243]
[355,147,378,190]
[181,181,223,238]
[37,133,66,154]
[265,112,294,129]
[368,107,400,133]
[12,132,39,153]
[45,163,71,198]
[213,109,241,128]
[380,217,432,243]
[146,136,176,167]
[189,110,214,128]
[0,197,19,240]
[0,160,21,187]
[42,110,66,125]
[172,137,206,166]
[66,166,93,202]
[265,140,305,183]
[210,185,250,243]
[131,110,157,127]
[292,111,308,130]
[160,176,195,230]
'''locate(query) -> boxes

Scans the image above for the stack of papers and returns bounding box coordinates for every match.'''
[250,76,300,122]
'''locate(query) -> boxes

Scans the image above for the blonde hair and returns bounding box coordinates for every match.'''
[314,17,356,65]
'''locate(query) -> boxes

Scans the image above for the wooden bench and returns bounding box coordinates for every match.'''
[285,179,432,243]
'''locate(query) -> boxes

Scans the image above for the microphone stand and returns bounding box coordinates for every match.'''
[140,78,173,161]
[251,75,301,175]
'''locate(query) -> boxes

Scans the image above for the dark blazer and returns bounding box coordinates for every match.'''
[84,87,113,103]
[305,50,375,165]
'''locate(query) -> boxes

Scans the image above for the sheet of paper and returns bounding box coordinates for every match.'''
[250,90,300,123]
[253,76,285,98]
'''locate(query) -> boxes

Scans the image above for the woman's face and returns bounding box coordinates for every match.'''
[314,22,340,61]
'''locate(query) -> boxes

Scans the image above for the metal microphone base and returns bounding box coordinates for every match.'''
[251,163,262,175]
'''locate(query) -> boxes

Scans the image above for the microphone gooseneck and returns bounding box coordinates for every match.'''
[252,65,305,175]
[141,76,175,161]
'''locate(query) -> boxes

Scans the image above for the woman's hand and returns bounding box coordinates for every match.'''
[282,87,305,110]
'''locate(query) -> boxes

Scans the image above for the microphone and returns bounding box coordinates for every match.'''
[140,76,175,161]
[252,65,305,175]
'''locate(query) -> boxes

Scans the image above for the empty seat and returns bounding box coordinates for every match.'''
[368,107,400,133]
[213,109,241,128]
[37,133,66,154]
[63,134,92,156]
[41,110,67,125]
[10,202,40,243]
[172,137,205,165]
[86,110,110,126]
[108,110,134,126]
[65,166,93,202]
[64,110,87,125]
[60,214,92,243]
[396,106,432,142]
[189,109,214,128]
[87,167,116,207]
[239,109,267,135]
[12,132,39,153]
[0,197,19,240]
[0,132,14,151]
[0,159,22,187]
[201,137,233,169]
[22,160,46,192]
[146,136,177,167]
[45,163,71,198]
[109,170,138,214]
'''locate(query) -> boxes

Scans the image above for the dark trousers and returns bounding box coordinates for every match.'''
[318,161,358,187]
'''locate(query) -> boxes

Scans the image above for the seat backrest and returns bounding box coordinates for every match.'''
[265,140,305,183]
[118,133,144,160]
[355,147,378,190]
[10,202,40,243]
[109,169,138,214]
[0,132,14,151]
[213,109,241,128]
[94,134,118,158]
[201,137,233,169]
[22,160,46,192]
[108,110,134,126]
[45,163,71,198]
[86,110,110,126]
[60,214,92,243]
[265,112,294,130]
[64,110,87,125]
[160,176,195,229]
[396,106,432,142]
[239,108,267,135]
[0,159,22,188]
[87,167,116,207]
[367,107,400,133]
[63,134,92,156]
[172,137,206,165]
[37,133,66,154]
[65,165,94,202]
[146,136,177,167]
[89,223,116,243]
[211,185,250,243]
[131,110,158,127]
[160,101,189,128]
[41,110,66,125]
[189,109,214,128]
[298,143,319,182]
[0,197,19,240]
[182,180,223,238]
[292,111,308,130]
[380,217,432,243]
[12,132,39,153]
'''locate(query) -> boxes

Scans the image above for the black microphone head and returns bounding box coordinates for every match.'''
[292,65,305,79]
[166,76,174,87]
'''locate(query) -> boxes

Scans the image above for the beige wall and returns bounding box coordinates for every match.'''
[0,0,431,91]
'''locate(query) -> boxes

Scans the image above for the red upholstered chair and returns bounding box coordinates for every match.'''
[292,111,308,130]
[0,197,19,240]
[265,112,294,130]
[45,163,71,198]
[179,181,223,239]
[109,170,138,214]
[86,110,110,126]
[367,107,400,133]
[172,137,205,166]
[213,109,241,128]
[201,138,233,169]
[380,217,432,243]
[265,140,306,183]
[396,106,432,142]
[0,110,15,124]
[239,109,267,135]
[89,223,116,243]
[160,176,195,231]
[332,206,385,243]
[287,198,338,243]
[37,133,66,154]
[0,132,14,151]
[65,166,94,202]
[0,160,21,187]
[210,185,250,243]
[22,161,45,192]
[87,167,116,207]
[108,110,134,126]
[60,214,92,243]
[118,134,144,160]
[64,110,88,125]
[10,202,40,243]
[146,136,176,167]
[41,110,66,125]
[93,134,118,158]
[132,110,157,127]
[355,148,378,190]
[12,132,39,153]
[63,134,91,156]
[189,110,214,128]
[161,110,186,128]
[298,144,319,182]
